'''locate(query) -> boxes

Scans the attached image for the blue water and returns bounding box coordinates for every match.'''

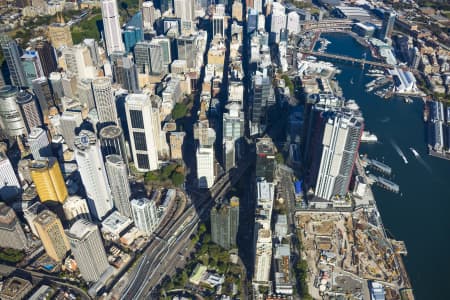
[320,32,450,300]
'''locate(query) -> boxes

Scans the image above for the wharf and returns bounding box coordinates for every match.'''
[361,156,392,175]
[367,174,400,193]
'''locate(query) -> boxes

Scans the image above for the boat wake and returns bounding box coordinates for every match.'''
[390,140,408,164]
[380,117,390,123]
[417,157,432,173]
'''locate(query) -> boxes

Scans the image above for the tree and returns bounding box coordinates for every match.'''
[275,152,285,164]
[171,172,185,186]
[172,103,188,120]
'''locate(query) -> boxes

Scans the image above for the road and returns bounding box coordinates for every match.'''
[120,158,252,299]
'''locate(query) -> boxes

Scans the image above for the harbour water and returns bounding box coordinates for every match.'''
[319,32,450,300]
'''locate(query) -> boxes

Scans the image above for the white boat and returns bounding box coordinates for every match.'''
[402,155,408,164]
[404,97,413,104]
[361,131,378,143]
[409,147,419,157]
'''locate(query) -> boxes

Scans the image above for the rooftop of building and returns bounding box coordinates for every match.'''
[0,277,32,298]
[68,218,96,240]
[99,125,123,139]
[101,211,132,235]
[74,130,97,150]
[256,137,276,155]
[0,202,15,223]
[35,210,57,226]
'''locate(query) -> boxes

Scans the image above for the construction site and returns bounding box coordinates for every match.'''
[296,207,414,300]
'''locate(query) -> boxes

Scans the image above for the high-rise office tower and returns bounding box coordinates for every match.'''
[134,40,166,76]
[380,10,396,41]
[34,209,70,261]
[255,137,276,182]
[35,41,58,77]
[153,36,172,70]
[0,85,27,137]
[61,72,78,99]
[169,131,185,160]
[252,0,263,13]
[101,0,125,55]
[223,138,235,172]
[92,77,119,125]
[223,102,244,141]
[99,125,128,164]
[270,2,286,44]
[130,197,158,235]
[49,72,64,102]
[105,155,132,217]
[47,23,73,49]
[174,0,195,21]
[28,127,52,160]
[142,1,156,30]
[211,196,239,250]
[60,110,83,150]
[196,143,215,188]
[0,35,27,87]
[20,50,44,87]
[62,45,96,80]
[76,79,95,110]
[159,0,172,13]
[0,202,28,250]
[250,71,271,135]
[232,0,243,22]
[125,94,159,171]
[16,90,42,133]
[148,39,164,75]
[74,130,113,220]
[63,195,91,223]
[32,77,55,124]
[123,25,143,53]
[30,157,68,204]
[176,35,196,68]
[212,14,225,38]
[66,219,109,282]
[83,39,101,67]
[134,41,152,74]
[313,113,362,201]
[112,56,139,92]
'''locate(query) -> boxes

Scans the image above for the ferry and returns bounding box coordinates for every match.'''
[361,131,378,143]
[402,155,408,164]
[409,147,420,157]
[404,97,413,104]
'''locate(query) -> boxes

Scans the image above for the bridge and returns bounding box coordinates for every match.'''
[300,50,394,69]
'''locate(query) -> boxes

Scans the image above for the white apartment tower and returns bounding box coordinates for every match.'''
[74,130,113,220]
[174,0,195,21]
[125,94,159,171]
[27,127,51,160]
[101,0,125,55]
[131,197,158,235]
[142,1,156,30]
[105,154,132,218]
[92,77,119,125]
[66,219,109,282]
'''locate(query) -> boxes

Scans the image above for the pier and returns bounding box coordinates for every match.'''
[361,156,392,175]
[300,50,393,69]
[367,174,400,193]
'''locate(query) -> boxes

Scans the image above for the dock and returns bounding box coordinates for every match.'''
[361,156,392,175]
[367,174,400,193]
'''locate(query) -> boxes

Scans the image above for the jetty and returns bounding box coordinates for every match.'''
[361,156,392,175]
